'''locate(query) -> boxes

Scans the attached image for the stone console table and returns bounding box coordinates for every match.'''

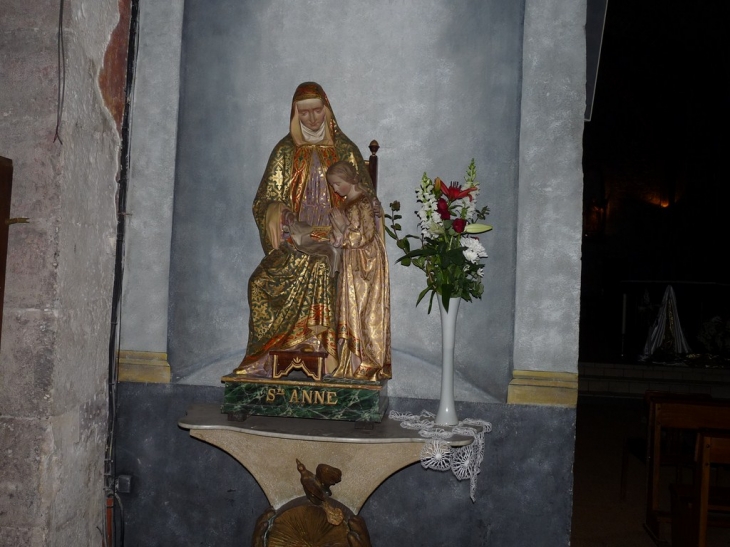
[179,404,476,513]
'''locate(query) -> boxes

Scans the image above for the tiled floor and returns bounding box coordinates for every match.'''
[571,395,730,547]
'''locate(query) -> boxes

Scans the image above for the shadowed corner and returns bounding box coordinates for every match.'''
[387,349,498,404]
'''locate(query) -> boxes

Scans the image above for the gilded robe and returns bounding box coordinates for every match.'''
[238,84,374,374]
[332,196,392,381]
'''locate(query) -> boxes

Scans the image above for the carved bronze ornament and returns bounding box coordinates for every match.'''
[252,460,371,547]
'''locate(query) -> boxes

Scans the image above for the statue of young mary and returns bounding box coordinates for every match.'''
[234,82,380,378]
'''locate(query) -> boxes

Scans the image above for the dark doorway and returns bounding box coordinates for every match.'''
[579,2,730,364]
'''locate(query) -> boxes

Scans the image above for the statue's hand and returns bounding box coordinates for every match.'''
[329,231,343,248]
[330,208,349,234]
[282,208,297,227]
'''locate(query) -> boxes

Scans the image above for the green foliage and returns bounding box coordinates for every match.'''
[385,160,492,313]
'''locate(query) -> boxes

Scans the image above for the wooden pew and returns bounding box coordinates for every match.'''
[621,391,709,501]
[645,397,730,542]
[671,430,730,547]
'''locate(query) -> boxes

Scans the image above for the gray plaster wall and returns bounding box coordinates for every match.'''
[169,0,525,401]
[513,0,585,373]
[119,0,185,355]
[115,383,575,547]
[0,1,120,544]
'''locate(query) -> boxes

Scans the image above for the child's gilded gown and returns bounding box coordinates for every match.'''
[332,195,391,381]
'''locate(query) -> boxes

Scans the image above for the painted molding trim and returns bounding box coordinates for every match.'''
[507,370,578,407]
[118,350,171,383]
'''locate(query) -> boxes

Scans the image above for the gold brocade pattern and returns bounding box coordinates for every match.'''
[238,83,375,373]
[245,245,336,367]
[331,197,391,381]
[251,138,372,256]
[291,146,343,216]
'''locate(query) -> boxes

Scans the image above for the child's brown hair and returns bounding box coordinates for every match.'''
[326,161,360,186]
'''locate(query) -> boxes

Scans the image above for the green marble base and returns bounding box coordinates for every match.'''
[221,374,388,422]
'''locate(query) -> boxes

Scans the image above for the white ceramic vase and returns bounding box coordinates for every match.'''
[436,296,460,426]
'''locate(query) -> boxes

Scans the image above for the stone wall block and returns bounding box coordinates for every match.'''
[0,27,62,309]
[51,303,111,415]
[1,0,121,544]
[0,417,51,528]
[0,310,56,418]
[0,123,62,223]
[40,2,120,544]
[0,526,46,547]
[1,0,63,31]
[3,222,59,311]
[0,29,58,119]
[0,27,63,310]
[47,405,106,542]
[50,108,117,414]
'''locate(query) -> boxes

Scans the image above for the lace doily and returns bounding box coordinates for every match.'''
[388,410,492,502]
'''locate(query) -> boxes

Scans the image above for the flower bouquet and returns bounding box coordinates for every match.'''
[385,159,492,312]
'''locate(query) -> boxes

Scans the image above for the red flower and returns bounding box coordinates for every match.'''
[442,181,477,202]
[436,198,450,220]
[452,219,466,233]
